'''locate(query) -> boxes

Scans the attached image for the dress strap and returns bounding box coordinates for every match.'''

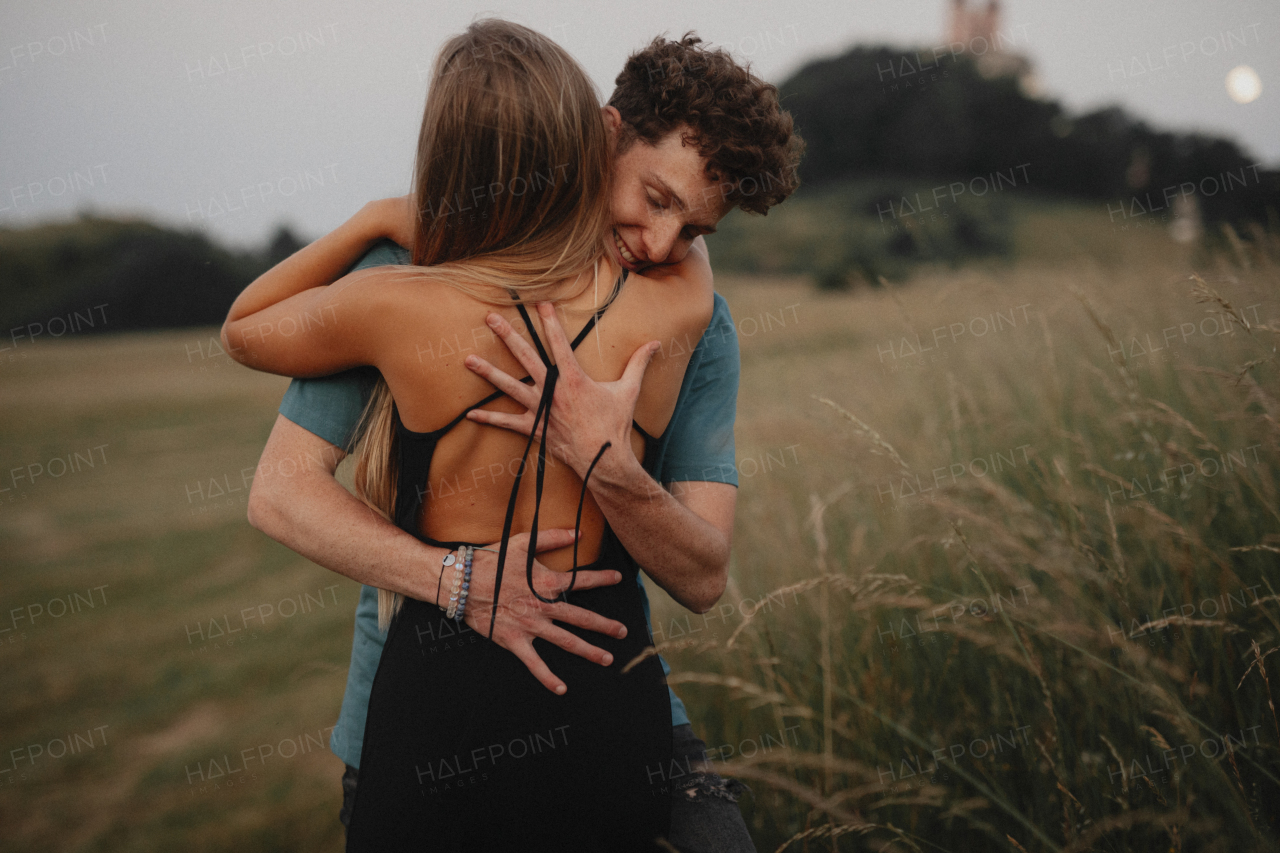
[509,268,627,363]
[484,270,628,634]
[631,420,657,443]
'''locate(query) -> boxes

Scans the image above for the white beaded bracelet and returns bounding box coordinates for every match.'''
[445,551,465,619]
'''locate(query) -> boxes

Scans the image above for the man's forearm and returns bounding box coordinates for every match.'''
[457,300,734,613]
[248,418,447,603]
[588,454,733,614]
[250,472,448,602]
[251,416,629,689]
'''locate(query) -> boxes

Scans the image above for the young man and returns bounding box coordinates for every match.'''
[245,34,800,851]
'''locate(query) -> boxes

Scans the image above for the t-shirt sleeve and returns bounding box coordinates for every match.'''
[278,367,380,450]
[654,292,740,486]
[275,240,410,449]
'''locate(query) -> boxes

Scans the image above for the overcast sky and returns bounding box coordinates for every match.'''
[2,0,1276,247]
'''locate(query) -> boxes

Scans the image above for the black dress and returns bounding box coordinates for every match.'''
[347,274,674,852]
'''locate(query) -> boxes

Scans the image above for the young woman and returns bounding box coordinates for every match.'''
[222,19,712,851]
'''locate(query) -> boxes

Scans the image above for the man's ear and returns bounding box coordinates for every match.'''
[601,105,622,140]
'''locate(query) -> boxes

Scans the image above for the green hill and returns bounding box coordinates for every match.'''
[0,216,303,334]
[777,45,1279,227]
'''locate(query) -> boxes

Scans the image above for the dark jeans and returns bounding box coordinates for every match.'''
[339,723,755,852]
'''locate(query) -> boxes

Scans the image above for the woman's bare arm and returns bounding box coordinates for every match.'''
[221,261,400,377]
[224,197,411,327]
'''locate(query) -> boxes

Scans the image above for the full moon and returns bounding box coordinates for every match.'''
[1226,66,1262,104]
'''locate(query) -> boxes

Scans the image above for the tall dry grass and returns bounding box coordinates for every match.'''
[660,226,1280,852]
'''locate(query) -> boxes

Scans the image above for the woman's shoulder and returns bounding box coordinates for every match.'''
[341,264,457,296]
[625,244,715,332]
[337,264,490,320]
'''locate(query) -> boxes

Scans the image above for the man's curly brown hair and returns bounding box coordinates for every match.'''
[608,34,804,216]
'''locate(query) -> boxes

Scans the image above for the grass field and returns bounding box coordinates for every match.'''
[2,212,1278,851]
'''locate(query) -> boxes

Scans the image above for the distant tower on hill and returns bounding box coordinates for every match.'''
[945,0,1037,92]
[947,0,1001,47]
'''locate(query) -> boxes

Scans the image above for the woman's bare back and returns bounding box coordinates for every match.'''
[361,256,714,570]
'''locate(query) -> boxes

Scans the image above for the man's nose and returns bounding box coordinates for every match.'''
[645,221,682,264]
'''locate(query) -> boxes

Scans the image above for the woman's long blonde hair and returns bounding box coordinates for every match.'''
[351,20,612,629]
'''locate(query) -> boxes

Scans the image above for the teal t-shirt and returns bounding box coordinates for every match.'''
[277,240,741,768]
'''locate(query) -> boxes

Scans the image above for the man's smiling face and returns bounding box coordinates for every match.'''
[603,107,728,272]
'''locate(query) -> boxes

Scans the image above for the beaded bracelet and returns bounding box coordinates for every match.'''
[444,550,465,619]
[454,545,474,623]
